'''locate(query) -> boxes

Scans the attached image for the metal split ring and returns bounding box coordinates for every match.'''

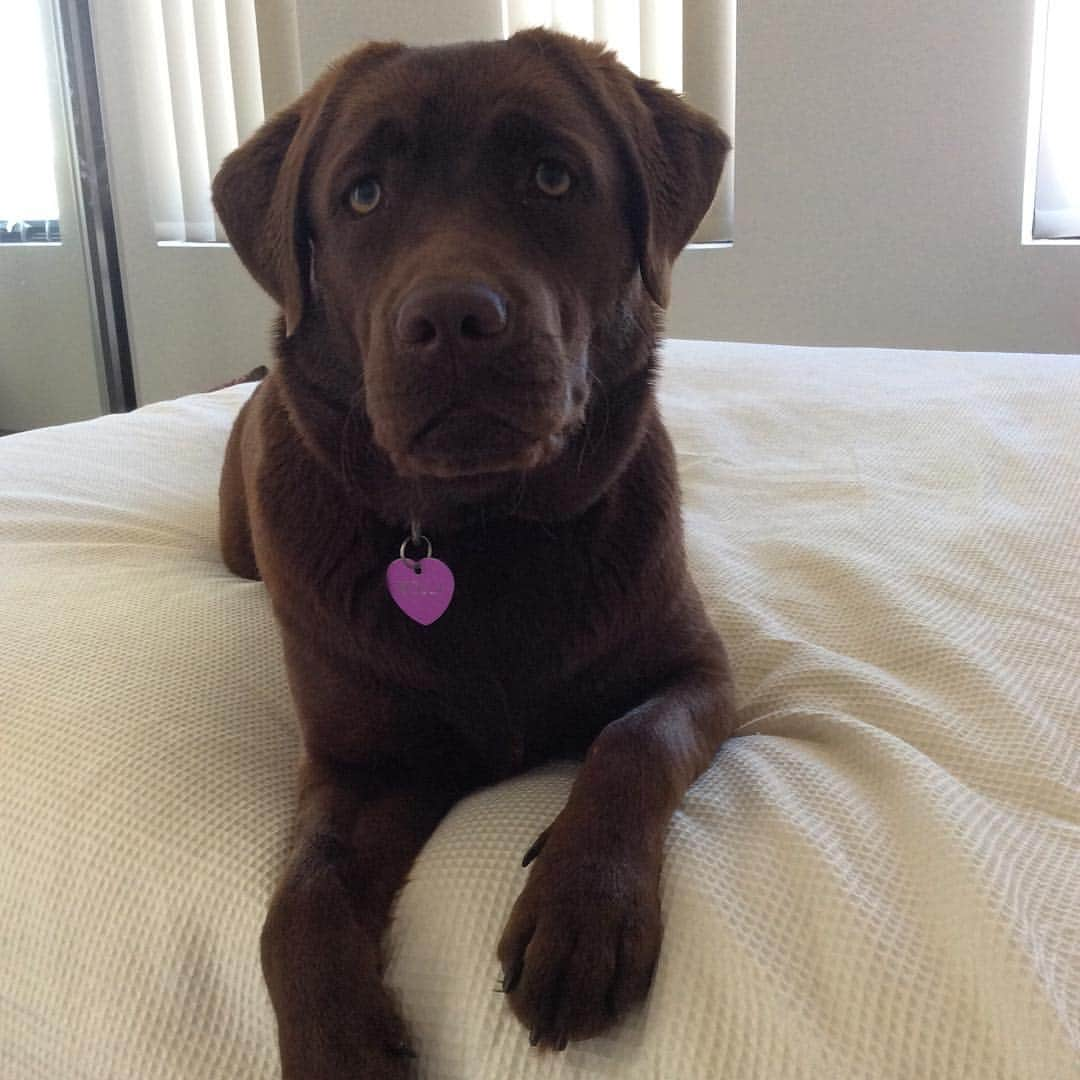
[399,534,433,564]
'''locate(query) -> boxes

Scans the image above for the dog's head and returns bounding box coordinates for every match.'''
[214,29,727,494]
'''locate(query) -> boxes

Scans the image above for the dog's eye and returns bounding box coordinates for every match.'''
[533,160,572,198]
[348,178,382,215]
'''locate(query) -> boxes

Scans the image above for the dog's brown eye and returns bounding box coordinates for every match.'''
[533,160,572,198]
[348,178,381,215]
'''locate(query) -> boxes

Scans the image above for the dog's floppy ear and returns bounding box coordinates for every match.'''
[212,43,404,336]
[623,77,730,307]
[212,77,329,337]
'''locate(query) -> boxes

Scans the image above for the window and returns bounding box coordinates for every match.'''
[0,0,62,243]
[128,0,301,243]
[1026,0,1080,240]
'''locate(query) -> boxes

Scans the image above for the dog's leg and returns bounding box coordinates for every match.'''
[262,755,456,1080]
[497,655,737,1049]
[219,394,260,580]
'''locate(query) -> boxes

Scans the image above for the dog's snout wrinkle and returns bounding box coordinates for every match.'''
[395,282,509,354]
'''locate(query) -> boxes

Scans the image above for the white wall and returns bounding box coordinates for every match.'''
[295,0,501,76]
[0,247,103,431]
[668,0,1080,354]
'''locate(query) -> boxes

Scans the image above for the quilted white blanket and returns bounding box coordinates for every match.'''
[1,340,1077,1079]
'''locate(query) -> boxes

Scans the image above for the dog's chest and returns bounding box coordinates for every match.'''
[319,522,643,765]
[255,436,667,773]
[359,525,610,678]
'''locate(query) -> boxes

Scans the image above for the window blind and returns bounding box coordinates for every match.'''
[147,0,300,242]
[1030,0,1080,239]
[147,0,732,243]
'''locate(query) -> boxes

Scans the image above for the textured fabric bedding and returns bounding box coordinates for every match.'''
[1,339,1077,1079]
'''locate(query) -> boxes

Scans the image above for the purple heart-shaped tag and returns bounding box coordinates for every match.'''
[386,557,455,625]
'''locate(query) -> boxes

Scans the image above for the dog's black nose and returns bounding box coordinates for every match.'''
[395,283,509,352]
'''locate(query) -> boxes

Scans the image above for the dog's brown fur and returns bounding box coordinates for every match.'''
[213,29,733,1078]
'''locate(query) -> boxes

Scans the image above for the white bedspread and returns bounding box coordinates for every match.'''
[1,340,1077,1079]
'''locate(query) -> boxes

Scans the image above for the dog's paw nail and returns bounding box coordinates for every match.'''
[554,1032,569,1052]
[386,1040,417,1059]
[501,958,523,994]
[529,1027,543,1047]
[522,826,551,867]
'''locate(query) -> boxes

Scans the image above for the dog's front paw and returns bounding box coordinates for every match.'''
[496,829,662,1050]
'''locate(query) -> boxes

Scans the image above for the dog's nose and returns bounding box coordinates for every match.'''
[395,283,509,353]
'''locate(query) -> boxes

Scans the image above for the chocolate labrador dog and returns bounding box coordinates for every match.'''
[213,27,733,1079]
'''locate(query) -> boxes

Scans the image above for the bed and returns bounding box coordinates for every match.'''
[2,339,1077,1079]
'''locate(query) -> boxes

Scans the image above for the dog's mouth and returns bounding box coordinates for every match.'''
[389,405,569,479]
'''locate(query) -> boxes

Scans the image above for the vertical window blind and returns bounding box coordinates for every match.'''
[146,0,733,243]
[143,0,300,242]
[1030,0,1080,239]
